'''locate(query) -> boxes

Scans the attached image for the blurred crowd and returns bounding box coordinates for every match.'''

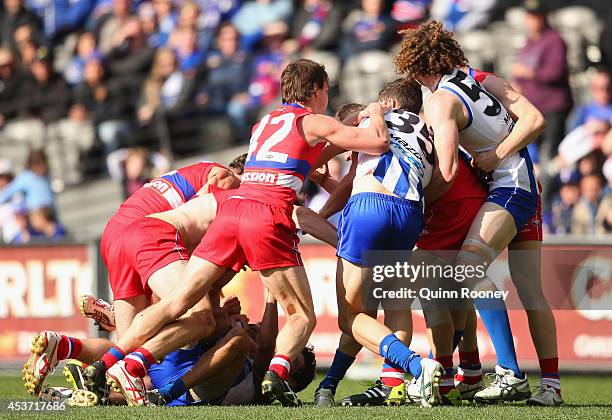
[0,0,611,241]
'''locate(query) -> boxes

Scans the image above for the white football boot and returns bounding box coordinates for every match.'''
[106,360,148,406]
[80,295,115,332]
[527,385,564,406]
[474,365,531,404]
[416,359,444,407]
[22,331,62,396]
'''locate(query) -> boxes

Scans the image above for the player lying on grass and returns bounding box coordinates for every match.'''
[85,59,392,407]
[24,188,336,404]
[145,292,316,406]
[313,78,446,408]
[396,21,561,406]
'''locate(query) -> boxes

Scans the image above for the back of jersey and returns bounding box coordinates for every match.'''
[239,104,325,207]
[356,110,434,205]
[437,69,514,154]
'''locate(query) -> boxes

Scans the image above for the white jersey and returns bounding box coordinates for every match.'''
[356,110,434,205]
[437,69,537,194]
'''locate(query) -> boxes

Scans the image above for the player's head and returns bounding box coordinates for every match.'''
[229,153,247,176]
[335,103,366,125]
[288,345,316,392]
[281,59,329,114]
[395,20,467,84]
[378,78,423,114]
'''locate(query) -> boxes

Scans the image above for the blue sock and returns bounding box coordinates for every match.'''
[318,349,355,393]
[379,334,422,377]
[427,329,464,359]
[453,330,464,351]
[474,297,523,378]
[158,378,188,402]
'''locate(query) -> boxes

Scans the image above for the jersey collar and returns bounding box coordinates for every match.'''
[283,102,304,109]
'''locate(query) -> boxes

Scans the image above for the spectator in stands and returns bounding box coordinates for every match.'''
[571,69,612,130]
[291,0,342,52]
[73,56,133,154]
[26,0,94,45]
[9,202,32,243]
[550,172,580,234]
[169,26,204,76]
[430,0,495,32]
[339,0,395,60]
[0,149,55,211]
[0,159,20,244]
[105,18,155,84]
[29,206,66,241]
[231,0,293,50]
[599,5,612,75]
[20,47,94,185]
[106,146,170,198]
[200,22,251,139]
[514,0,573,213]
[572,174,604,234]
[0,0,42,48]
[137,47,193,124]
[94,0,134,55]
[246,22,291,113]
[152,0,176,47]
[390,0,431,31]
[137,1,160,48]
[63,31,99,85]
[0,47,24,127]
[18,46,69,123]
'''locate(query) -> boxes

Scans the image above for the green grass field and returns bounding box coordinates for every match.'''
[1,373,611,419]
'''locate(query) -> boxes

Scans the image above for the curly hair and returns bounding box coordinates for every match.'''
[394,20,467,79]
[229,153,247,175]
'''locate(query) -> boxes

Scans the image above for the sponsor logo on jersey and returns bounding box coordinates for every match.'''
[144,178,173,195]
[242,170,279,184]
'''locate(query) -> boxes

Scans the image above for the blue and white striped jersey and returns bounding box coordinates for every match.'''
[356,110,434,204]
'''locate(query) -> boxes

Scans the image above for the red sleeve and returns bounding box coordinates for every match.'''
[473,69,494,84]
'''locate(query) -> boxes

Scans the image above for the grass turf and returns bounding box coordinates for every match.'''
[1,373,611,419]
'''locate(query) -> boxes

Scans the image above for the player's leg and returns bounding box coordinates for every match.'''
[113,295,149,338]
[314,258,365,406]
[22,331,114,396]
[340,258,443,407]
[461,202,531,403]
[293,205,338,248]
[259,265,316,406]
[454,308,484,400]
[509,239,562,406]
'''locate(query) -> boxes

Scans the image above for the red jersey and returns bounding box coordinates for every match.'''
[110,161,224,227]
[239,104,325,208]
[430,152,487,209]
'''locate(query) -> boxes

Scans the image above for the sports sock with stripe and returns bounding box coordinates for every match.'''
[380,359,405,387]
[269,354,291,381]
[379,333,422,378]
[100,345,126,369]
[435,355,455,395]
[318,349,355,393]
[457,349,483,384]
[159,378,188,402]
[539,357,561,395]
[124,347,155,378]
[57,335,83,360]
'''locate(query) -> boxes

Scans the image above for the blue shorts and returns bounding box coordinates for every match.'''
[487,187,538,231]
[337,192,423,267]
[148,343,211,407]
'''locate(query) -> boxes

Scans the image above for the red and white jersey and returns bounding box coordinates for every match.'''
[239,104,325,207]
[110,161,225,227]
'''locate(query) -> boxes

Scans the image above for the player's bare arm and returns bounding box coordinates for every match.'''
[318,154,357,219]
[293,206,338,248]
[424,165,454,205]
[425,92,462,182]
[474,75,547,172]
[301,103,390,154]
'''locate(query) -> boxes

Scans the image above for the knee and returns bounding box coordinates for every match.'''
[192,310,216,340]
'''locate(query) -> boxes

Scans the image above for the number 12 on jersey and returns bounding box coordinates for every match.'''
[247,113,296,163]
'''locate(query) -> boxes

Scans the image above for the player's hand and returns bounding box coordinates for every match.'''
[221,295,241,316]
[473,148,502,173]
[229,314,249,331]
[307,163,329,184]
[357,101,391,123]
